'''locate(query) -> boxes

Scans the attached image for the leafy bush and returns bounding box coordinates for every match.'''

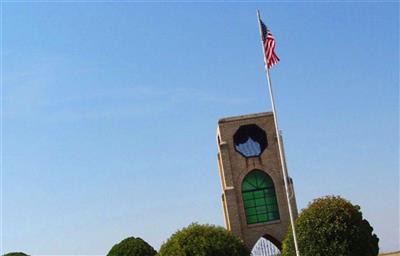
[107,237,157,256]
[282,196,379,256]
[158,223,250,256]
[3,253,29,256]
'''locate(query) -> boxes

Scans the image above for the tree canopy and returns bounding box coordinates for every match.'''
[3,253,29,256]
[282,196,379,256]
[107,237,157,256]
[158,223,250,256]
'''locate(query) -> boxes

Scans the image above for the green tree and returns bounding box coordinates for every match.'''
[3,253,29,256]
[158,223,250,256]
[107,237,157,256]
[282,196,379,256]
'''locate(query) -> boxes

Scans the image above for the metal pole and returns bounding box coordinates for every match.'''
[256,10,300,256]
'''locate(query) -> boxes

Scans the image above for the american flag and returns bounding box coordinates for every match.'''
[259,18,280,69]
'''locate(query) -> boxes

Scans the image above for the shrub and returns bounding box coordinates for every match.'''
[107,237,157,256]
[282,196,379,256]
[158,223,250,256]
[3,253,29,256]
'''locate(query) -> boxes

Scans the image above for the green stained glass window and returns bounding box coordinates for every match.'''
[242,170,280,224]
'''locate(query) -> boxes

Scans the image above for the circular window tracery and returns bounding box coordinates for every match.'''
[233,124,267,158]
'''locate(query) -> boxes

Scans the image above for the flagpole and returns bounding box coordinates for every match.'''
[257,10,300,256]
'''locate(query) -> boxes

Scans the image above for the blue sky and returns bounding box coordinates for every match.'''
[3,2,399,255]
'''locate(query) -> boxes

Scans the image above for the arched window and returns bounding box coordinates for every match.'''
[242,170,280,224]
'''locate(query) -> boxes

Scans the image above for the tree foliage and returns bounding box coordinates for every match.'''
[282,196,379,256]
[107,237,157,256]
[158,223,250,256]
[3,253,29,256]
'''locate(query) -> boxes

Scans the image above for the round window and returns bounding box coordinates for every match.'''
[233,124,267,158]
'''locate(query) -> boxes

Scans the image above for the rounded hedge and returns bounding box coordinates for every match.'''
[107,237,157,256]
[158,223,250,256]
[3,253,29,256]
[282,196,379,256]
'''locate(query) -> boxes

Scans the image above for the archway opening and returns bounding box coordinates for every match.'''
[251,236,281,256]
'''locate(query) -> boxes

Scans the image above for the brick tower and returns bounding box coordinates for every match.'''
[216,112,298,252]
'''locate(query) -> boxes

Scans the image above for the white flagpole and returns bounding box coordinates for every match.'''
[256,10,301,256]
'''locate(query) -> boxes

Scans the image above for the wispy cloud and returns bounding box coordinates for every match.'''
[4,56,251,122]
